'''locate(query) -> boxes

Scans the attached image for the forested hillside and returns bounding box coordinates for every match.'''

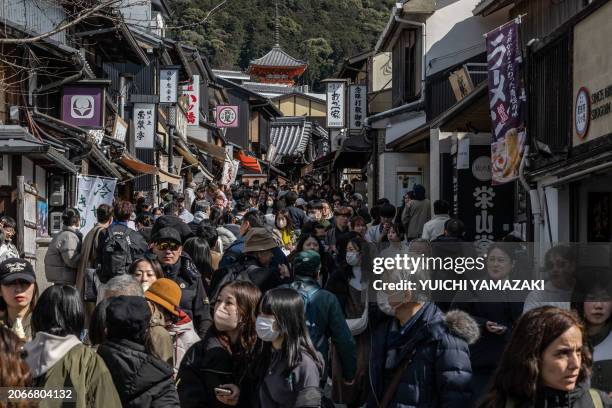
[168,0,394,90]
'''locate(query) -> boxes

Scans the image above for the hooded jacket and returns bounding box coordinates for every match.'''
[368,303,479,408]
[97,338,180,408]
[25,332,121,408]
[167,310,201,376]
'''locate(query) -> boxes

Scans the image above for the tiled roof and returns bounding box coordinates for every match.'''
[242,82,294,96]
[250,46,307,68]
[269,117,312,164]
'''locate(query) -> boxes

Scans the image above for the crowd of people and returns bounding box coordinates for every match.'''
[0,179,611,408]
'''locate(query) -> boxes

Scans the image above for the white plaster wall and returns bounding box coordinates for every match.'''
[379,152,430,207]
[425,0,511,76]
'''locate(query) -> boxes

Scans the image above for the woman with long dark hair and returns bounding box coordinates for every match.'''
[251,288,323,407]
[275,210,296,252]
[177,281,261,408]
[183,237,214,291]
[0,326,31,408]
[288,233,334,287]
[479,307,612,407]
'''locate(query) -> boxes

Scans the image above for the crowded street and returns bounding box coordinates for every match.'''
[1,0,612,407]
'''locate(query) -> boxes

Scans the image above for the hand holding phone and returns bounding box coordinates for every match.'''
[214,387,232,396]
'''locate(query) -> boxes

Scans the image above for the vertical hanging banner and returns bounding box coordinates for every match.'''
[221,159,240,186]
[133,104,156,148]
[180,75,200,126]
[486,18,527,185]
[349,84,367,132]
[76,175,117,236]
[326,82,346,128]
[160,68,179,104]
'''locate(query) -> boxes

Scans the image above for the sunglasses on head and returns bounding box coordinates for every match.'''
[156,242,181,251]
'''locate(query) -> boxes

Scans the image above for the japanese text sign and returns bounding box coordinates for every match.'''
[326,82,346,128]
[180,75,200,126]
[62,85,104,128]
[349,85,367,132]
[133,104,156,148]
[486,19,527,185]
[76,175,117,236]
[160,68,179,104]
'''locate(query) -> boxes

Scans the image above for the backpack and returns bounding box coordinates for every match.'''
[98,225,133,283]
[210,262,260,304]
[294,283,325,350]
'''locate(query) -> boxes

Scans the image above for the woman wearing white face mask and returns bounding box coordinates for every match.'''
[177,281,261,408]
[325,234,374,407]
[252,288,324,408]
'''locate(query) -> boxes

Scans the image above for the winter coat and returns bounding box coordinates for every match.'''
[216,226,237,250]
[177,333,244,408]
[167,311,201,376]
[488,382,612,408]
[286,277,357,381]
[44,225,82,284]
[401,199,431,239]
[286,205,308,230]
[148,303,173,365]
[211,255,281,302]
[152,215,194,243]
[25,332,121,408]
[161,255,212,339]
[97,338,180,408]
[95,223,149,272]
[591,323,612,393]
[218,236,288,277]
[367,303,479,408]
[421,214,451,241]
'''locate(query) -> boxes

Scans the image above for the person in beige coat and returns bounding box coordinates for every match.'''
[44,208,83,285]
[401,184,431,240]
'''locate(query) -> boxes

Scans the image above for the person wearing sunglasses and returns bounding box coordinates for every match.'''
[151,227,212,339]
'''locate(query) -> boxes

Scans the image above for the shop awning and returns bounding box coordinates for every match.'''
[158,169,181,185]
[238,150,262,173]
[268,117,312,164]
[174,138,200,166]
[187,137,227,161]
[89,145,122,179]
[119,152,158,175]
[333,133,372,170]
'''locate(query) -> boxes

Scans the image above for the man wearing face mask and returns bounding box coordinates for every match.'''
[151,227,212,339]
[369,267,479,408]
[286,251,357,386]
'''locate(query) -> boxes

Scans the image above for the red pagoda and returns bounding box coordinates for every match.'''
[247,1,307,85]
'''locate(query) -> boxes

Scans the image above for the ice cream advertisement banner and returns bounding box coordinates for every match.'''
[486,18,527,185]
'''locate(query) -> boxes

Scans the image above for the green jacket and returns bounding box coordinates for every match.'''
[27,334,121,408]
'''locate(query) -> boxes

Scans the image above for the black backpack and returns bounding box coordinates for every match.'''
[98,225,134,283]
[210,262,260,304]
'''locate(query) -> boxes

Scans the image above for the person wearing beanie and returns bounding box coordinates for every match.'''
[145,279,200,376]
[97,296,180,408]
[150,227,212,339]
[286,250,357,386]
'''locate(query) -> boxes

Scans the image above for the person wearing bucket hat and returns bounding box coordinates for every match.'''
[151,227,212,339]
[97,296,180,408]
[286,251,357,386]
[210,228,288,301]
[145,279,200,375]
[0,258,38,341]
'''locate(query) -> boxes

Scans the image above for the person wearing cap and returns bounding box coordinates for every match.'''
[151,227,212,339]
[401,184,431,241]
[97,296,180,407]
[150,204,195,244]
[286,250,357,386]
[0,258,38,341]
[44,207,83,285]
[145,278,200,376]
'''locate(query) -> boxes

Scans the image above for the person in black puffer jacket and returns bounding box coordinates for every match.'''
[97,296,179,408]
[150,227,212,338]
[368,262,479,408]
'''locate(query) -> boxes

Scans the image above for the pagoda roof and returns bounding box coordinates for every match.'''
[249,46,307,68]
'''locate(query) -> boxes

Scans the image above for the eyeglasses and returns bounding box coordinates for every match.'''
[156,242,181,251]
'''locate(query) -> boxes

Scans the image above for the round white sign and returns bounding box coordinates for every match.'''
[575,87,590,140]
[218,107,237,126]
[472,156,492,181]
